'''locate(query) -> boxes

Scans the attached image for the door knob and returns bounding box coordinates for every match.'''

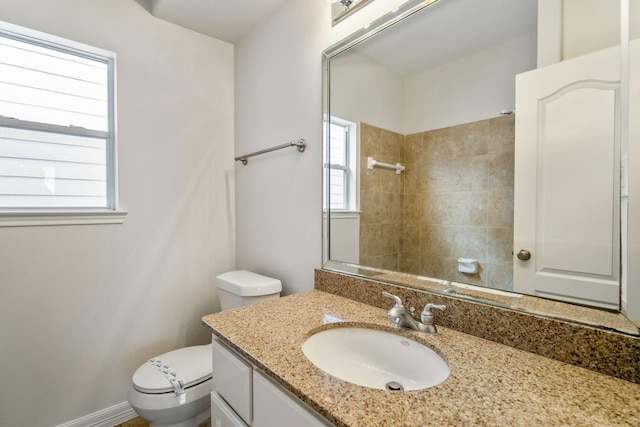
[517,250,531,261]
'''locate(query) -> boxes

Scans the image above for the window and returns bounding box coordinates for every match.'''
[0,21,124,225]
[323,117,357,212]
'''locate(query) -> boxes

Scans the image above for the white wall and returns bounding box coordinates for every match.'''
[330,50,405,134]
[0,1,235,426]
[330,31,536,136]
[323,214,359,264]
[404,33,536,134]
[234,0,408,294]
[563,0,623,60]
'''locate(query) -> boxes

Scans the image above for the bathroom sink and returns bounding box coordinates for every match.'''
[301,327,449,391]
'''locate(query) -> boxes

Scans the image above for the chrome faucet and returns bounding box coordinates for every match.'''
[382,291,446,333]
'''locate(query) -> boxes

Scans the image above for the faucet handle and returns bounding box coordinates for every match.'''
[382,292,407,325]
[381,291,404,308]
[420,303,446,325]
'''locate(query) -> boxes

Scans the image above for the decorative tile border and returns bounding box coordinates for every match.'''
[315,268,640,384]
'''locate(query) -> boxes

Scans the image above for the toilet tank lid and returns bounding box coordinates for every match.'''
[215,270,282,296]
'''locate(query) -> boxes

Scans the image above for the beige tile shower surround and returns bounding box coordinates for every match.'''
[202,288,640,427]
[359,116,514,291]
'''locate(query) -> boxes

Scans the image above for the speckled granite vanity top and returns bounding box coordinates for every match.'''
[202,290,640,427]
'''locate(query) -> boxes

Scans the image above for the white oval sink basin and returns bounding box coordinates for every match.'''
[302,327,449,391]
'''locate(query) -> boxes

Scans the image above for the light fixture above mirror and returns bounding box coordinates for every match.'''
[332,0,374,26]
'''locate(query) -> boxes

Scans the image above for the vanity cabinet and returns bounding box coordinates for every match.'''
[211,337,332,427]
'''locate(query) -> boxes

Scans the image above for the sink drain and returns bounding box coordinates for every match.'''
[385,381,404,391]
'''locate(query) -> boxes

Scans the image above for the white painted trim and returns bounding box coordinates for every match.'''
[322,211,360,219]
[537,0,563,67]
[0,209,128,227]
[54,401,138,427]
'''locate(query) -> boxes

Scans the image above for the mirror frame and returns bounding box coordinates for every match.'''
[322,0,640,336]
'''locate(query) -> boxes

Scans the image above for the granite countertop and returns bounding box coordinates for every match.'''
[201,290,640,427]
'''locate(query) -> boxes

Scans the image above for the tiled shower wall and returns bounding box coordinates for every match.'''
[359,123,405,271]
[359,116,515,290]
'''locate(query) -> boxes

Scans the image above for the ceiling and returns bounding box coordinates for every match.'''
[353,0,537,77]
[150,0,289,43]
[148,0,537,68]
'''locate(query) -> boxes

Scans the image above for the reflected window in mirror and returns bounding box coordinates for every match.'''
[324,117,358,212]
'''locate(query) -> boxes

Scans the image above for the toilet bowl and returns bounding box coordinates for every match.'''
[127,270,281,427]
[127,345,212,427]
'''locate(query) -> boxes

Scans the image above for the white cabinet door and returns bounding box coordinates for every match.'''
[514,45,621,309]
[212,339,253,425]
[252,370,332,427]
[211,392,249,427]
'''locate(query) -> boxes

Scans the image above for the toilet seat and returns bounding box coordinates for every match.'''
[133,344,212,394]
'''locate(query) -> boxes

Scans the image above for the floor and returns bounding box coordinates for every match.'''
[115,416,211,427]
[115,417,149,427]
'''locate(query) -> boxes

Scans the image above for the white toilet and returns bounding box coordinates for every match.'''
[127,270,282,427]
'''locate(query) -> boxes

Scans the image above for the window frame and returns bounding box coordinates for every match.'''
[323,116,358,213]
[0,20,126,226]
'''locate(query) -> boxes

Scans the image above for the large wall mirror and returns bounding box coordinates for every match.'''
[323,0,640,335]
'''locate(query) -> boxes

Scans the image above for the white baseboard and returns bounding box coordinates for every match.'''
[54,401,138,427]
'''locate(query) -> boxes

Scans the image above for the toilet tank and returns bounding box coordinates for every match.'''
[215,270,282,310]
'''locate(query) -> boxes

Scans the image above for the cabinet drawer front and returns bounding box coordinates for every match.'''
[252,370,332,427]
[211,392,249,427]
[212,338,252,424]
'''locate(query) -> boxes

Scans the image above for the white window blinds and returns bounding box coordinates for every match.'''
[0,24,115,210]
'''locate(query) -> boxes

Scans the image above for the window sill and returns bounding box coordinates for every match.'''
[0,209,128,227]
[322,211,360,219]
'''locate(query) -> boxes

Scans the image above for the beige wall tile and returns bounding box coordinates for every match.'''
[403,164,423,193]
[451,119,489,157]
[423,126,454,162]
[403,192,423,224]
[488,190,514,227]
[404,132,424,164]
[448,155,488,192]
[359,189,380,224]
[380,170,403,193]
[422,161,454,192]
[380,253,400,271]
[420,255,451,280]
[489,115,515,155]
[488,150,515,190]
[380,128,404,160]
[360,223,381,258]
[381,223,401,255]
[357,118,515,291]
[421,224,452,257]
[380,192,402,224]
[487,226,514,264]
[451,259,486,286]
[360,122,380,157]
[402,223,421,258]
[450,191,488,226]
[486,263,514,291]
[451,225,487,261]
[422,191,451,225]
[360,155,379,191]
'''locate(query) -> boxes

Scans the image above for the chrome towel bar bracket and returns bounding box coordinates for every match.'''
[235,139,306,165]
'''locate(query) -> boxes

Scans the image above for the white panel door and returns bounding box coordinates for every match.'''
[514,45,621,309]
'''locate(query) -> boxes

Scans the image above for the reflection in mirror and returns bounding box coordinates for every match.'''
[323,0,640,335]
